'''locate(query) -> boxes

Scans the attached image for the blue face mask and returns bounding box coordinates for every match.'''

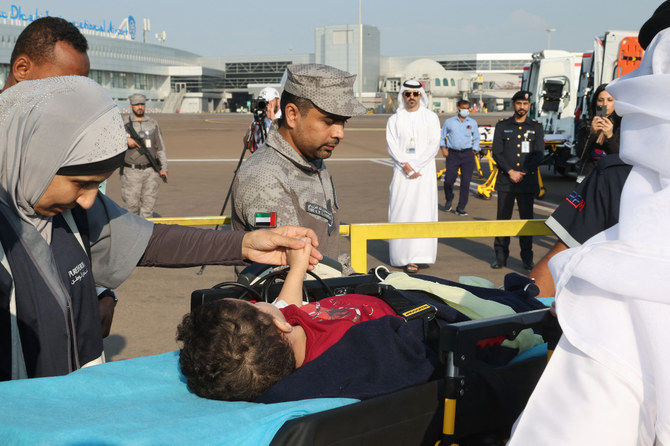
[458,109,470,118]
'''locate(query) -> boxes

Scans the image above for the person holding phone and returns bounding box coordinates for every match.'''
[577,84,621,179]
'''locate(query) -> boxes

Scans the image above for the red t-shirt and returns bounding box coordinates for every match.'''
[280,294,398,364]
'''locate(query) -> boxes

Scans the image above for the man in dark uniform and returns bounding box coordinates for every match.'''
[490,91,545,270]
[530,155,632,296]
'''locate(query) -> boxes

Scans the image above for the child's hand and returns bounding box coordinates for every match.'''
[278,237,313,306]
[286,237,312,273]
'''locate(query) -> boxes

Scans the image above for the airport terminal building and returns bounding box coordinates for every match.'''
[0,5,531,113]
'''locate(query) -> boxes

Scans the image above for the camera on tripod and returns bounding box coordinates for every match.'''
[251,97,268,119]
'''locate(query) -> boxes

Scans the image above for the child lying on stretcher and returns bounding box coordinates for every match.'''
[177,239,399,401]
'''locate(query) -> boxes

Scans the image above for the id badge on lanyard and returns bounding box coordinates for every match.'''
[406,137,416,155]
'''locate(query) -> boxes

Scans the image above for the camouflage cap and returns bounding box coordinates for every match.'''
[129,93,146,105]
[283,64,367,117]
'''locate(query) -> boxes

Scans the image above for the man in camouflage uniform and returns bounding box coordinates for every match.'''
[121,93,168,218]
[232,64,367,263]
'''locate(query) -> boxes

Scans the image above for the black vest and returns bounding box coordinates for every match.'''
[0,207,101,380]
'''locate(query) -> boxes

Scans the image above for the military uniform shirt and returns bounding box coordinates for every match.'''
[123,114,168,171]
[232,122,340,260]
[492,116,544,193]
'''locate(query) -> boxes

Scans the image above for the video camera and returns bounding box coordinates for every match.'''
[251,97,267,120]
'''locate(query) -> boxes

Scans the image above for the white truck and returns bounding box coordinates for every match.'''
[521,50,583,174]
[523,50,583,140]
[574,30,643,123]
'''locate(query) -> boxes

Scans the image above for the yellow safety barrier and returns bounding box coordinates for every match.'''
[148,216,552,274]
[347,219,552,273]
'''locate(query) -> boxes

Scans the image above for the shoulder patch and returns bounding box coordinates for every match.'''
[565,190,585,211]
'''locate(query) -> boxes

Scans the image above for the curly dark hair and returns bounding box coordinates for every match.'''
[11,17,88,66]
[177,299,296,401]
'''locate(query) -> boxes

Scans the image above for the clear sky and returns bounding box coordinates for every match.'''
[3,1,661,57]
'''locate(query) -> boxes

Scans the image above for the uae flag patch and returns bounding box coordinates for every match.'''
[255,212,277,228]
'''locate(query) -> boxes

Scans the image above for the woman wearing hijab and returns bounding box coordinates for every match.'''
[577,83,622,178]
[0,76,320,381]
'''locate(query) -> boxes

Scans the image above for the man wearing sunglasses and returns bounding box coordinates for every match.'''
[386,80,441,274]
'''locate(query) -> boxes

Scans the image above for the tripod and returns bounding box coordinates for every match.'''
[197,112,267,275]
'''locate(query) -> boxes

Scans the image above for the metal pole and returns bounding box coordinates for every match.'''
[358,0,363,100]
[545,28,556,50]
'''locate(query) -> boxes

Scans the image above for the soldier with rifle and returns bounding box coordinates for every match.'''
[121,93,169,218]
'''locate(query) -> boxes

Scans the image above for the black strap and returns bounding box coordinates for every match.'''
[124,122,165,180]
[353,283,437,322]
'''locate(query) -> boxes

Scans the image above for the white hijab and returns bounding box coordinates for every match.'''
[398,80,429,110]
[0,76,127,240]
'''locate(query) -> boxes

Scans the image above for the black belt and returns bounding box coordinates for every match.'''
[448,148,472,152]
[123,162,151,170]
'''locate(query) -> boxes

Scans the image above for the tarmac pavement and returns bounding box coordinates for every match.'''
[103,112,575,361]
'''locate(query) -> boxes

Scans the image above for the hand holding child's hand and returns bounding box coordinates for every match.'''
[277,237,314,306]
[286,237,313,273]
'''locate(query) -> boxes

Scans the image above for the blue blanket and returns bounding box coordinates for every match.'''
[258,316,437,403]
[0,351,357,445]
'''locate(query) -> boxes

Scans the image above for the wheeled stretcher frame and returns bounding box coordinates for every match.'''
[191,272,560,446]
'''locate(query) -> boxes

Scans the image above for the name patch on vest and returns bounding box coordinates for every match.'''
[68,261,89,285]
[306,202,335,235]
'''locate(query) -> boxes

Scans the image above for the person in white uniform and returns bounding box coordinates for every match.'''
[509,5,670,444]
[386,80,441,273]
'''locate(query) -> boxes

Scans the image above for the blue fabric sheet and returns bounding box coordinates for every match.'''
[0,351,357,446]
[508,297,555,365]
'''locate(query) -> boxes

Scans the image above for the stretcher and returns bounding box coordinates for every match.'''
[0,271,559,446]
[191,269,560,445]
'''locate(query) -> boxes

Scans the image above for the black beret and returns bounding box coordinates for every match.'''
[512,91,532,102]
[639,1,670,50]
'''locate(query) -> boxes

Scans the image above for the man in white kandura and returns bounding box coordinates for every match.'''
[509,6,670,444]
[386,80,441,274]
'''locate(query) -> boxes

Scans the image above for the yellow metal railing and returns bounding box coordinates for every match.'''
[148,216,552,274]
[347,219,551,273]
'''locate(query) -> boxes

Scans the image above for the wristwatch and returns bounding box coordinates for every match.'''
[97,288,118,306]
